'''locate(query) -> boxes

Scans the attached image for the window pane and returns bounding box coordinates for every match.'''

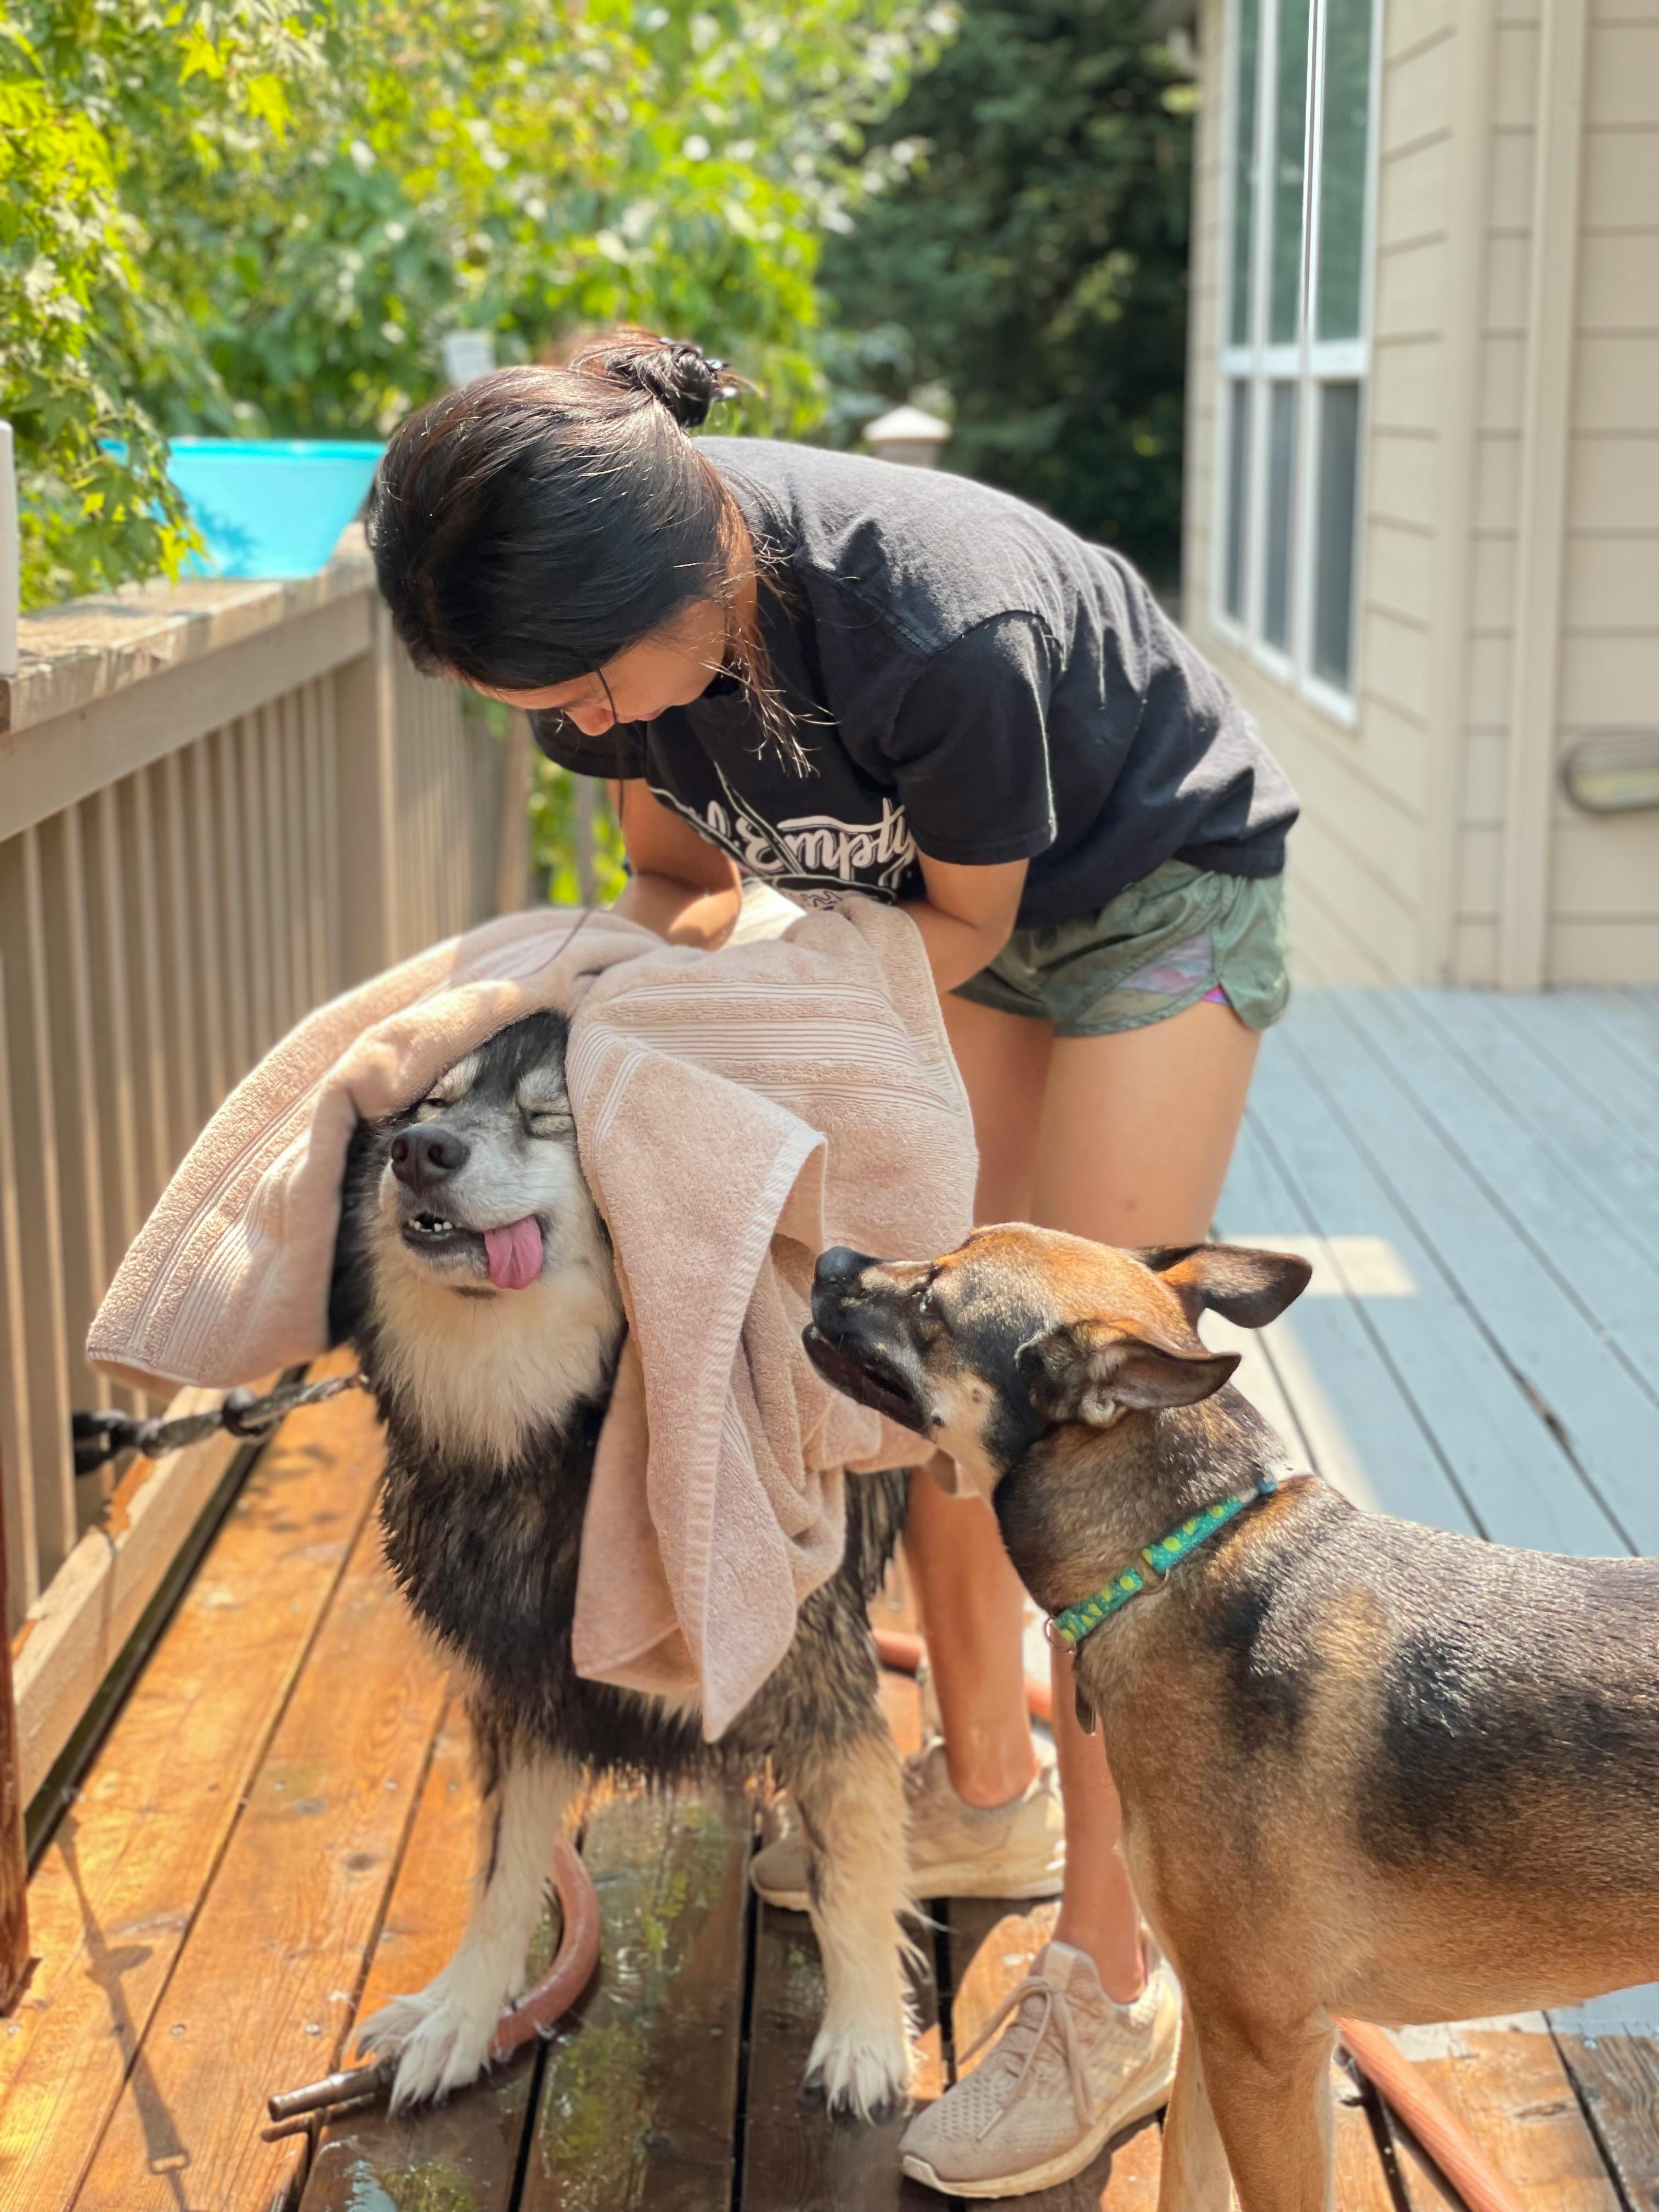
[1224,381,1252,620]
[1313,382,1361,687]
[1317,0,1374,340]
[1264,381,1298,650]
[1269,0,1312,345]
[1229,0,1262,345]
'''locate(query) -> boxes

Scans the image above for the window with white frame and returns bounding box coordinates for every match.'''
[1218,0,1376,709]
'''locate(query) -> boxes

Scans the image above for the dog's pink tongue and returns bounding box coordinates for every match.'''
[484,1217,544,1291]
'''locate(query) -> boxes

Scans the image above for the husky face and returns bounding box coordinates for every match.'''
[377,1012,588,1291]
[346,1012,623,1465]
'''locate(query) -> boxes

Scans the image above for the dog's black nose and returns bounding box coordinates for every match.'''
[815,1246,874,1291]
[391,1126,470,1192]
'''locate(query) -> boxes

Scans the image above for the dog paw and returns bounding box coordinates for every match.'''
[355,1984,500,2109]
[354,1989,437,2061]
[804,2016,913,2124]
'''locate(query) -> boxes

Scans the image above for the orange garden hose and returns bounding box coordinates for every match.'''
[488,1837,604,2058]
[1335,2020,1529,2212]
[872,1627,1530,2212]
[265,1837,602,2138]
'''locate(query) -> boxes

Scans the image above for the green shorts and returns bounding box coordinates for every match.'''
[952,861,1289,1039]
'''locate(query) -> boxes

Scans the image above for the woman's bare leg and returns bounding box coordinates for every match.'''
[1034,998,1261,1995]
[1032,1000,1261,1252]
[903,993,1051,1808]
[905,990,1262,2002]
[905,1479,1041,1808]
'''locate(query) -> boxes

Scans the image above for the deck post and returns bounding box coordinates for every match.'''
[0,1448,31,2011]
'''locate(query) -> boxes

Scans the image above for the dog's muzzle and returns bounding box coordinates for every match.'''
[803,1249,927,1433]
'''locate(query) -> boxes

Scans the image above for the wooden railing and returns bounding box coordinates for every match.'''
[0,531,524,1810]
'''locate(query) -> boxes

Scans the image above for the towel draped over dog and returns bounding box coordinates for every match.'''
[88,894,977,1736]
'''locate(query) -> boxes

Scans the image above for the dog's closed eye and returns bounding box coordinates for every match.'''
[524,1105,573,1138]
[518,1076,574,1139]
[422,1052,482,1109]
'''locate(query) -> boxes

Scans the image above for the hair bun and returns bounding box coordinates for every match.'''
[572,330,737,428]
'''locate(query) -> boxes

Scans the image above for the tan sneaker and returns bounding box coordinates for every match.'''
[750,1740,1065,1910]
[900,1939,1179,2198]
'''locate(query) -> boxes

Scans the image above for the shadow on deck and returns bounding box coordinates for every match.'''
[2,985,1656,2210]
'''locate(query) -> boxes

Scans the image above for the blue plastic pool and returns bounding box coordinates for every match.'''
[161,439,385,579]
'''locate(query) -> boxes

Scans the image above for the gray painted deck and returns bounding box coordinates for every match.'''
[1214,985,1659,2036]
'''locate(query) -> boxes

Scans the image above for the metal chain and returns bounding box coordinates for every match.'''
[71,1370,370,1479]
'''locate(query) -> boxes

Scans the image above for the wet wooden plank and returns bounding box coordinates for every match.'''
[742,1896,943,2212]
[14,1390,263,1809]
[0,1365,381,2212]
[520,1782,753,2212]
[1551,2031,1659,2212]
[72,1472,449,2210]
[947,1900,1162,2212]
[297,1703,547,2212]
[1382,2018,1623,2212]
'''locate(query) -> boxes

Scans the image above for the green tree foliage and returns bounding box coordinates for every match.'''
[528,754,629,908]
[0,4,318,603]
[2,0,949,608]
[143,1,953,444]
[819,0,1194,584]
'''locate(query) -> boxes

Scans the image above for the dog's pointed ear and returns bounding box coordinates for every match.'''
[1135,1243,1312,1330]
[1017,1317,1240,1426]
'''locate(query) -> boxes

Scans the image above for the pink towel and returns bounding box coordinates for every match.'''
[566,895,976,1731]
[88,895,976,1736]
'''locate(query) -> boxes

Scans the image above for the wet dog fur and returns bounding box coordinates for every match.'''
[329,1012,915,2117]
[806,1225,1659,2212]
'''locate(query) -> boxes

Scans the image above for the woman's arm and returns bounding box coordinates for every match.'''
[609,777,744,947]
[904,854,1027,992]
[608,776,1020,981]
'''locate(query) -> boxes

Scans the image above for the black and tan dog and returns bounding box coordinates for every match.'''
[804,1225,1659,2212]
[328,1013,917,2118]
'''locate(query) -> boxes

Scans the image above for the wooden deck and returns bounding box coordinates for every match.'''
[2,986,1656,2212]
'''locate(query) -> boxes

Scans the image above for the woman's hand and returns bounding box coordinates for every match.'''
[610,778,744,949]
[904,855,1027,992]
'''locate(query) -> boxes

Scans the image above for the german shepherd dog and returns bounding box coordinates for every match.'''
[805,1227,1659,2212]
[329,1012,915,2118]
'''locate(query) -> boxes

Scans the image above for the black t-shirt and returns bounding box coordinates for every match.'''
[532,439,1296,928]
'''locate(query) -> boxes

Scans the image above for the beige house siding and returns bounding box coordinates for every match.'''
[1184,0,1467,985]
[1182,0,1659,987]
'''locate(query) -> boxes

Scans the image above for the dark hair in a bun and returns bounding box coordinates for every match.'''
[366,329,797,760]
[569,330,740,429]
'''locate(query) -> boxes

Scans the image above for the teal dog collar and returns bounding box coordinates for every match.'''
[1046,1472,1281,1652]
